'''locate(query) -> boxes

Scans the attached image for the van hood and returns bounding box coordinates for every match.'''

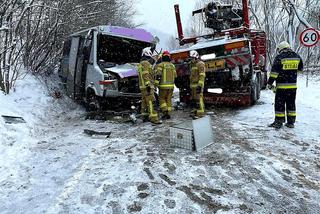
[105,63,138,78]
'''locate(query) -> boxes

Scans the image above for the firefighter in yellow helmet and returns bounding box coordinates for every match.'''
[189,50,206,119]
[155,51,177,119]
[137,47,161,124]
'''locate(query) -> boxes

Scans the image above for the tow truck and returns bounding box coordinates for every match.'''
[172,0,268,106]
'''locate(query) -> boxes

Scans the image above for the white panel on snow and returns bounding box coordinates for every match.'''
[192,116,214,151]
[170,116,214,151]
[170,121,194,150]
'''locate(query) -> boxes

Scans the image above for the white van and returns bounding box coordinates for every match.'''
[59,25,157,110]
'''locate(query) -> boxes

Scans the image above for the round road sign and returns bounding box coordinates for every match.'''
[299,28,319,47]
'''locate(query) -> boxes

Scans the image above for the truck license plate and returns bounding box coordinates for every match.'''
[206,59,225,71]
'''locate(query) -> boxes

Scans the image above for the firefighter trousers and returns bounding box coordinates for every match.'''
[159,88,174,115]
[190,88,205,117]
[274,89,296,124]
[141,89,159,123]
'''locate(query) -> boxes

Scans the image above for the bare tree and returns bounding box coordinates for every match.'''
[0,0,138,94]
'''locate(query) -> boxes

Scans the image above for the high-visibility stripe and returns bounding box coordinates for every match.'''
[198,80,204,87]
[160,103,167,108]
[234,56,247,64]
[148,101,158,118]
[226,54,251,68]
[159,84,174,89]
[226,59,237,68]
[275,111,285,117]
[287,111,296,117]
[276,83,297,89]
[190,84,198,88]
[163,66,167,84]
[270,72,279,78]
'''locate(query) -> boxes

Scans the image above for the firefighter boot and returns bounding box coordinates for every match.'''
[161,111,171,120]
[285,123,295,128]
[268,121,283,129]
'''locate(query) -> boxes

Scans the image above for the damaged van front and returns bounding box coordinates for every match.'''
[59,25,157,111]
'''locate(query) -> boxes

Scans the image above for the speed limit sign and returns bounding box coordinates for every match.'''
[300,28,319,47]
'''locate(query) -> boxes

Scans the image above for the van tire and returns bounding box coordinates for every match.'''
[86,89,100,111]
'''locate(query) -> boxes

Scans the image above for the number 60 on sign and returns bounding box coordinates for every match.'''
[299,28,320,47]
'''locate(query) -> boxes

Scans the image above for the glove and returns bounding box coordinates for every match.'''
[146,85,151,93]
[196,86,202,94]
[267,84,276,93]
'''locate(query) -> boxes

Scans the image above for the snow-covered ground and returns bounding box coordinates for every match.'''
[0,75,319,214]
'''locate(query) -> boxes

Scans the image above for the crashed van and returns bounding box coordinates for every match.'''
[59,25,157,110]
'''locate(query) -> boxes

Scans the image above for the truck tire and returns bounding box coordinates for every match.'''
[260,72,268,89]
[256,72,261,100]
[250,73,260,105]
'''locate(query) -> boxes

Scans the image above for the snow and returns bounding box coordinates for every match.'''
[171,37,248,54]
[0,74,320,213]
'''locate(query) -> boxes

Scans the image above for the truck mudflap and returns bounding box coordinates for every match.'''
[180,91,251,106]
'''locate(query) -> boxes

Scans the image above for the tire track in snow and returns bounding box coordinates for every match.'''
[45,139,108,213]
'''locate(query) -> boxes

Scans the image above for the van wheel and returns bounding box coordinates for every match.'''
[86,90,100,111]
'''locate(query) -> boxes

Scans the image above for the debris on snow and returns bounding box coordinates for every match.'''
[83,129,111,138]
[1,115,26,124]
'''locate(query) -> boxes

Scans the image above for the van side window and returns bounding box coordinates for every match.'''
[62,39,72,57]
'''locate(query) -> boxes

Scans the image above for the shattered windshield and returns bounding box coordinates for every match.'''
[97,34,151,65]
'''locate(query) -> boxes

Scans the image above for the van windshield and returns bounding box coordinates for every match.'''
[97,34,152,65]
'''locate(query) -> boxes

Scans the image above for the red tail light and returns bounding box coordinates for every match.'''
[99,80,115,85]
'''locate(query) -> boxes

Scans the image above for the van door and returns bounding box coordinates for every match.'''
[74,30,93,100]
[66,36,80,98]
[59,39,71,86]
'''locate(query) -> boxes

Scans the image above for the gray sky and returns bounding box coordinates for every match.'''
[134,0,196,48]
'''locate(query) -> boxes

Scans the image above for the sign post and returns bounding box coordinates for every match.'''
[299,28,319,87]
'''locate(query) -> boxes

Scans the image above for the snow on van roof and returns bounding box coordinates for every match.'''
[70,25,156,44]
[101,26,155,43]
[171,37,249,54]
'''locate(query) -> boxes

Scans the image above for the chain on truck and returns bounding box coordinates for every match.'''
[171,0,268,106]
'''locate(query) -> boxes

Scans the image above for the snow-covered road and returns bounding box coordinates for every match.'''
[0,75,319,214]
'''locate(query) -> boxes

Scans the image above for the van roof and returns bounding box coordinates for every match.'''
[69,25,156,44]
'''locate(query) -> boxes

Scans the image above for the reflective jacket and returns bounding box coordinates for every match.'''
[190,60,206,89]
[155,62,177,89]
[268,49,303,89]
[137,60,155,90]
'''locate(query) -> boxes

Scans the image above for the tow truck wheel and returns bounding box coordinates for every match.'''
[250,73,260,105]
[256,72,261,100]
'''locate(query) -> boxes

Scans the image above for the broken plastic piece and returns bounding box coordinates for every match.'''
[84,129,111,137]
[1,115,26,124]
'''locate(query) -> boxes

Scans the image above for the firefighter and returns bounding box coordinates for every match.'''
[267,41,303,129]
[137,47,161,124]
[155,51,177,119]
[189,50,206,119]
